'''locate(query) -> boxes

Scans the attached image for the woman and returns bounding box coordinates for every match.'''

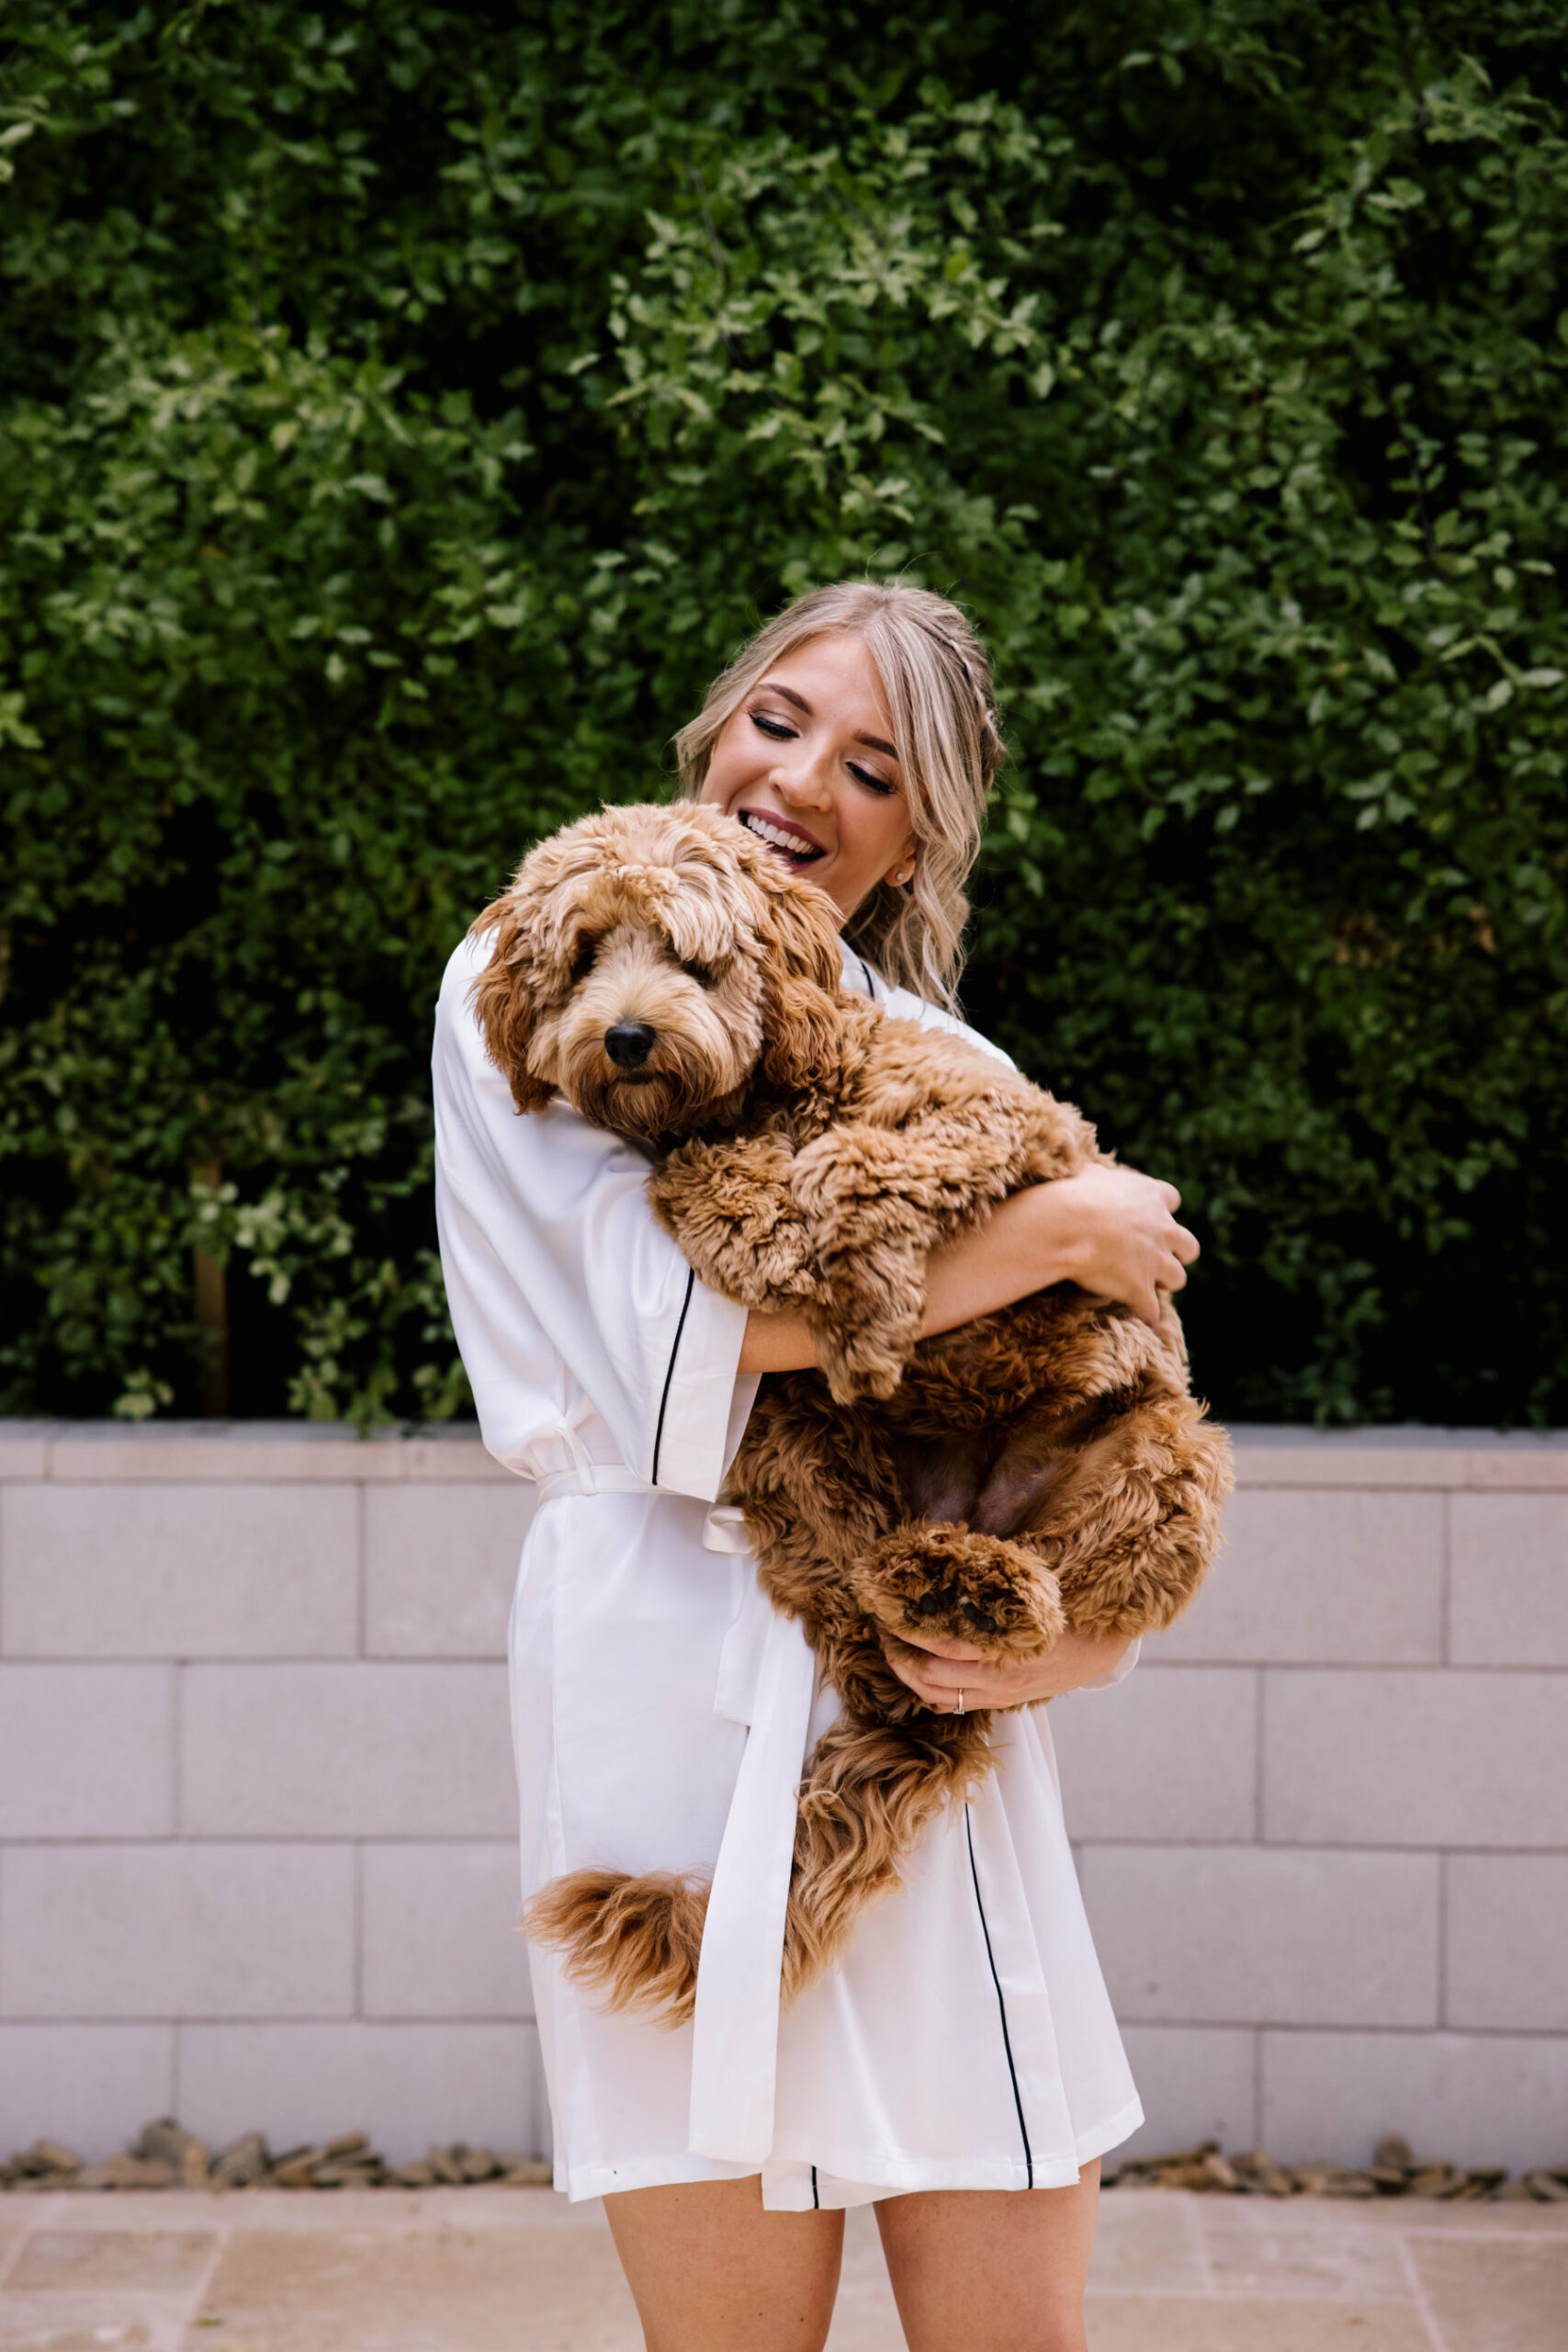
[434,582,1199,2352]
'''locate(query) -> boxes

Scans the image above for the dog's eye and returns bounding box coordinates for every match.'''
[570,937,598,984]
[680,956,720,989]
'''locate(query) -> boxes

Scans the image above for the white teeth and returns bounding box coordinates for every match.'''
[743,811,822,858]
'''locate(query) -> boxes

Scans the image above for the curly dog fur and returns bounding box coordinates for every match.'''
[471,802,1233,2022]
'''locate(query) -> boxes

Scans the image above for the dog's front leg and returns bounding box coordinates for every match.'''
[647,1134,825,1311]
[790,1114,1018,1402]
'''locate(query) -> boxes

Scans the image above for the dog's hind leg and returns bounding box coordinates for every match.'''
[848,1521,1067,1662]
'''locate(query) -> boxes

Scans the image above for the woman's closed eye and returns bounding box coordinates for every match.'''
[749,709,897,797]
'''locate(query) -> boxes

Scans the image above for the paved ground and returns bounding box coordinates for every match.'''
[1,2185,1564,2349]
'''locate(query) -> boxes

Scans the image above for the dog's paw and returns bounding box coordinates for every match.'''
[849,1523,1066,1659]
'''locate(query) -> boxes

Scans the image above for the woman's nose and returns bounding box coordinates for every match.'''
[773,746,835,810]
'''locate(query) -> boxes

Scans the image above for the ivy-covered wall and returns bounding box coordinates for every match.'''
[3,2,1565,1425]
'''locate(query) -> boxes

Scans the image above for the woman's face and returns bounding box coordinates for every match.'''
[697,631,917,923]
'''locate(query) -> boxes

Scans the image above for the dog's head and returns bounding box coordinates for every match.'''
[468,802,848,1140]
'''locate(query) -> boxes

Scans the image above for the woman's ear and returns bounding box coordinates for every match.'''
[468,894,555,1114]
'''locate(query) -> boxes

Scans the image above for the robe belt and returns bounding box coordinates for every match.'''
[532,1458,817,2167]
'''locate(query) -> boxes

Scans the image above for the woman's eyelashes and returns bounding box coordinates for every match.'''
[746,709,897,796]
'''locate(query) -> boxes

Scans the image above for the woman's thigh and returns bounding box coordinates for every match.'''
[874,2161,1100,2352]
[604,2175,845,2352]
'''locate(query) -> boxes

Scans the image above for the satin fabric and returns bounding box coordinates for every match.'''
[434,930,1144,2208]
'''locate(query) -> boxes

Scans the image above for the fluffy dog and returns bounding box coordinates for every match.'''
[471,802,1232,2020]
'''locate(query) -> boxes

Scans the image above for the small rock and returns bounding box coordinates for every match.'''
[212,2132,269,2190]
[323,2132,369,2161]
[1366,2166,1409,2193]
[137,2119,197,2169]
[1232,2149,1294,2199]
[1373,2133,1414,2172]
[1201,2153,1239,2191]
[181,2139,211,2190]
[271,2148,327,2190]
[30,2141,84,2177]
[425,2145,467,2186]
[498,2156,554,2186]
[389,2161,436,2188]
[458,2146,502,2183]
[99,2154,178,2189]
[1408,2164,1461,2197]
[1156,2162,1220,2191]
[1496,2177,1538,2201]
[1524,2171,1568,2202]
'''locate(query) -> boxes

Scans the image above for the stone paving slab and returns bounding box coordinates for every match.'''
[0,2188,1563,2349]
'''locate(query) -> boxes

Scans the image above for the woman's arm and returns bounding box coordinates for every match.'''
[738,1162,1199,1374]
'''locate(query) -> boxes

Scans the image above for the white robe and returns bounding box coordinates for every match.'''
[433,930,1143,2209]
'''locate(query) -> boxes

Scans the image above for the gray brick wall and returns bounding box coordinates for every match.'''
[1,1420,1564,2168]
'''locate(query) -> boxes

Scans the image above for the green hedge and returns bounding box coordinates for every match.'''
[3,1,1566,1425]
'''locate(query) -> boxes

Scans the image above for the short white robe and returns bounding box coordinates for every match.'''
[433,929,1144,2209]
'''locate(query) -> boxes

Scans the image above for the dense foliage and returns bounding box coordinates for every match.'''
[3,1,1566,1424]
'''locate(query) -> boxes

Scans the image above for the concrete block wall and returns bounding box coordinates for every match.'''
[1050,1430,1568,2170]
[1,1421,1565,2170]
[0,1424,541,2165]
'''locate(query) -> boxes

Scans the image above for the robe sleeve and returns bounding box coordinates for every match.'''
[433,933,754,1501]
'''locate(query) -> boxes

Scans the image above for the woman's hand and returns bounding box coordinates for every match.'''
[1024,1162,1200,1328]
[882,1624,1133,1712]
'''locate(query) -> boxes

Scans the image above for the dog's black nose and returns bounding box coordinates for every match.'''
[604,1022,656,1070]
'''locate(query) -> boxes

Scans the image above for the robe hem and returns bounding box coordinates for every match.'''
[553,2092,1145,2208]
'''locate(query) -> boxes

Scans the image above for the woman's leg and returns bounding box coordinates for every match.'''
[604,2175,845,2352]
[874,2161,1100,2352]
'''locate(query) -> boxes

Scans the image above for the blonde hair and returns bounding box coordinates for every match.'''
[674,582,1004,1008]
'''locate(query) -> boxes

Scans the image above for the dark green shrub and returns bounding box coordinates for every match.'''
[3,2,1566,1423]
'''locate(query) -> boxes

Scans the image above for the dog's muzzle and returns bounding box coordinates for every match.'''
[604,1021,657,1071]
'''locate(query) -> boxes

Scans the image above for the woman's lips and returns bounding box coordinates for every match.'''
[739,808,827,864]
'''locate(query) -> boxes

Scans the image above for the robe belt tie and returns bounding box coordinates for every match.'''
[530,1458,815,2165]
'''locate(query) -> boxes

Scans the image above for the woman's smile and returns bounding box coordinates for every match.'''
[699,630,917,919]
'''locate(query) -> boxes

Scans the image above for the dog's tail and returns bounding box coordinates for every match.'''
[522,1713,995,2025]
[780,1712,993,2002]
[521,1869,710,2027]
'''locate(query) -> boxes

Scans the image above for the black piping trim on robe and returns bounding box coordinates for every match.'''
[855,954,876,1000]
[650,1265,695,1487]
[810,2165,820,2209]
[965,1802,1034,2188]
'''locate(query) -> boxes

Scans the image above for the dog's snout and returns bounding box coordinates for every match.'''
[604,1021,656,1070]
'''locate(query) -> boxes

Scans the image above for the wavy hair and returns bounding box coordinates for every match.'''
[674,582,1004,1009]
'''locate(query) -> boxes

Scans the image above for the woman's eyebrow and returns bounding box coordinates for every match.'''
[756,678,899,763]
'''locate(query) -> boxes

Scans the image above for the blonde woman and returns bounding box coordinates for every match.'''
[433,582,1199,2352]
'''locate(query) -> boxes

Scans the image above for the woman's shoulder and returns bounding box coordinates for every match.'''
[840,944,1015,1072]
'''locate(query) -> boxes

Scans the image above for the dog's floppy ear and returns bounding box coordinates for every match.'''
[468,889,555,1114]
[754,869,848,1094]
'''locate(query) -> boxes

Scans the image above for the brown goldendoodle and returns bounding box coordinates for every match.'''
[470,802,1232,2021]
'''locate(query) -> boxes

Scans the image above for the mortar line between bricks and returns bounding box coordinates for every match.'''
[1440,1489,1452,1669]
[1252,1665,1263,1844]
[0,2011,541,2026]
